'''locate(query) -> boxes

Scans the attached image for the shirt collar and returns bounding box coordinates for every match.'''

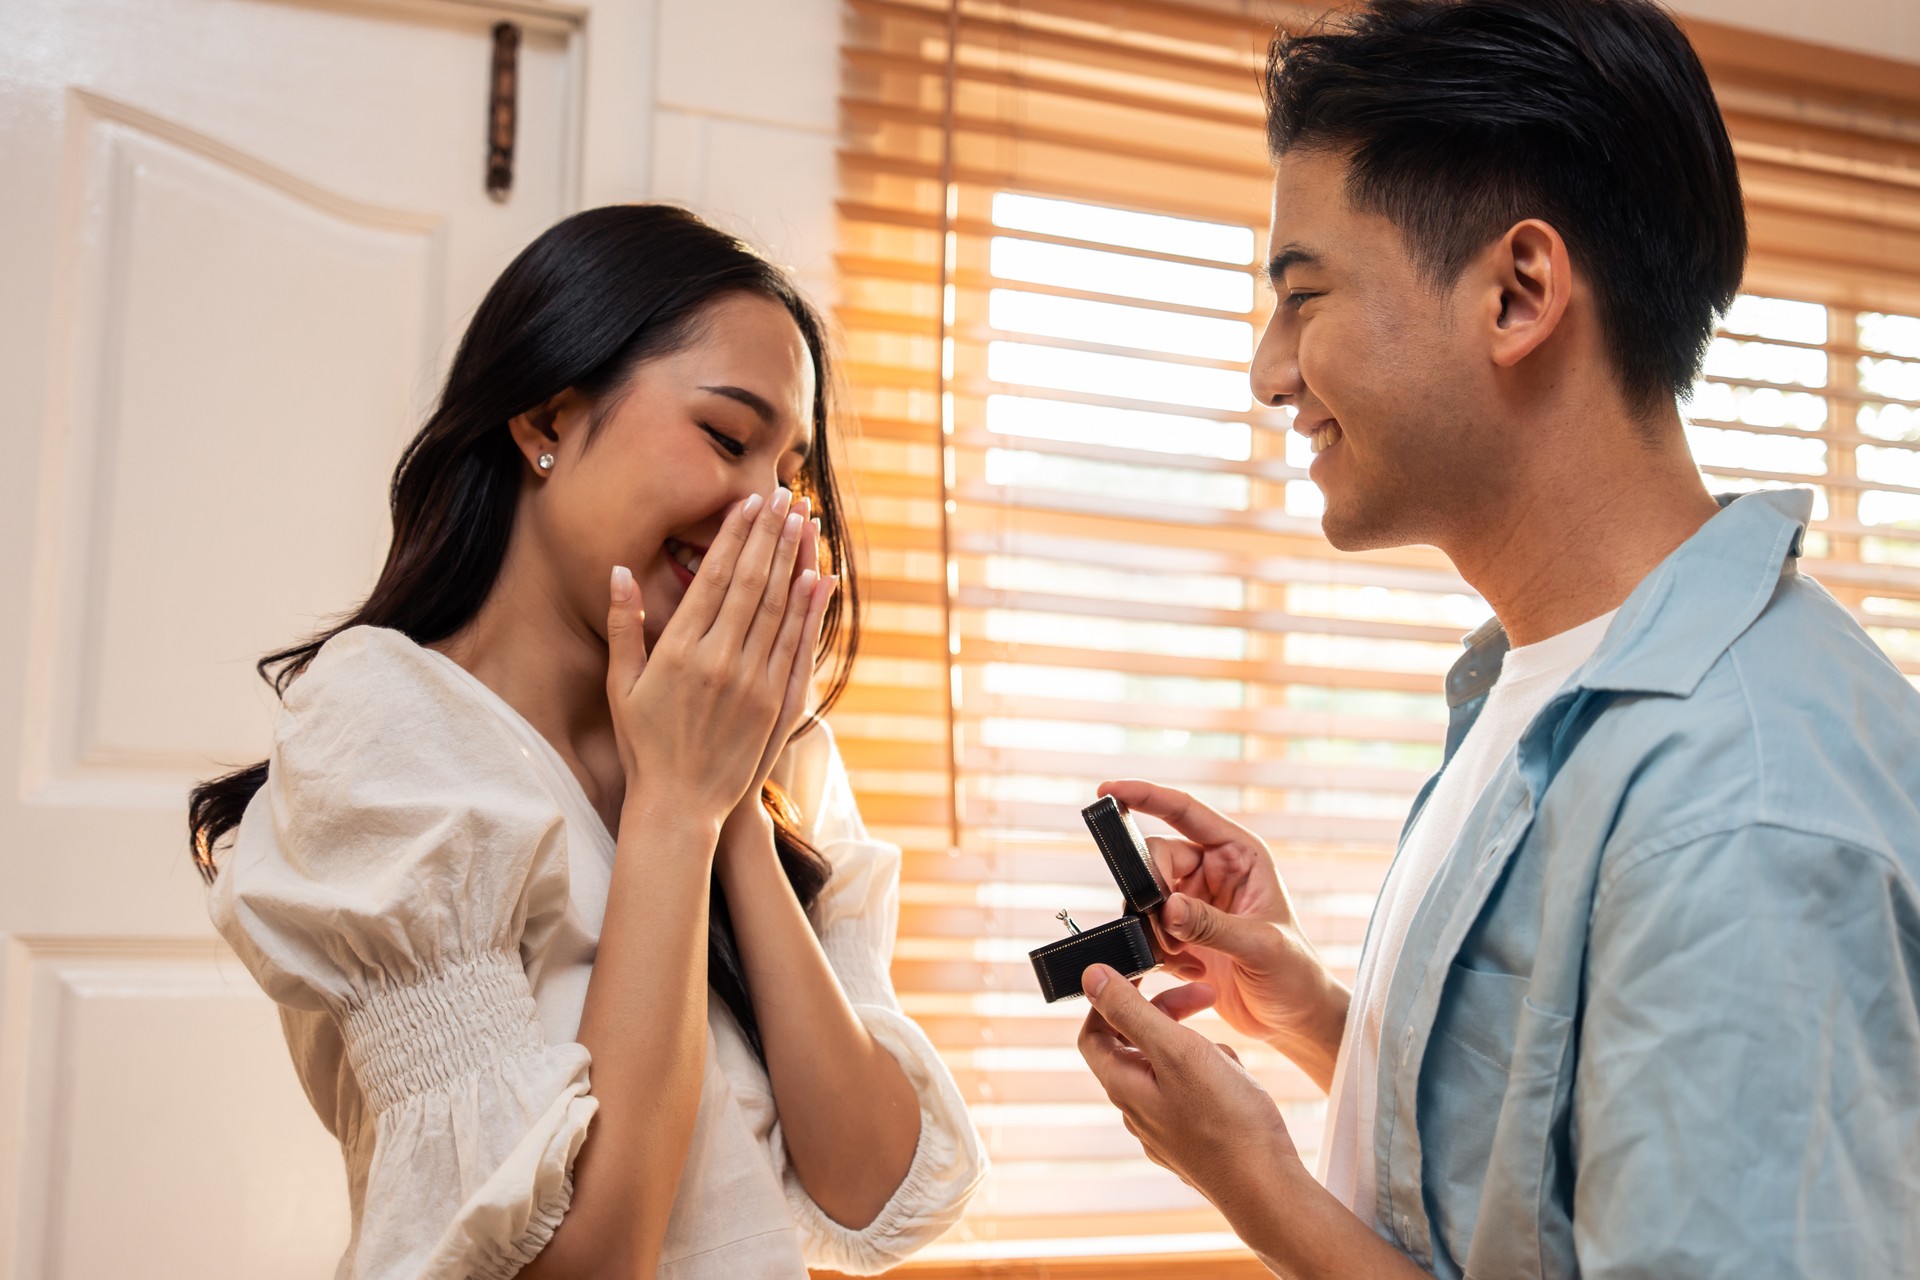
[1445,488,1813,706]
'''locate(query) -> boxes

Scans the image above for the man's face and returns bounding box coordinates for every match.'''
[1250,148,1497,551]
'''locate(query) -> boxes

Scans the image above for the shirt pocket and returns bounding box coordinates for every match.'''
[1419,964,1577,1280]
[1436,963,1531,1073]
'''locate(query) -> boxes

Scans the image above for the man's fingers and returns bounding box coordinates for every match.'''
[1159,892,1283,966]
[1161,951,1209,980]
[1077,1002,1159,1114]
[1146,835,1202,889]
[1081,964,1189,1061]
[1151,981,1217,1024]
[605,565,648,698]
[1098,779,1259,849]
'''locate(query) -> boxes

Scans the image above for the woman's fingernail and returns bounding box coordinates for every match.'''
[773,486,793,517]
[798,569,818,594]
[1083,965,1109,998]
[793,495,811,520]
[811,517,822,539]
[783,511,803,540]
[611,565,635,603]
[742,493,764,519]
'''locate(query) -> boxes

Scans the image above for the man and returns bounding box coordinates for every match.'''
[1073,2,1920,1276]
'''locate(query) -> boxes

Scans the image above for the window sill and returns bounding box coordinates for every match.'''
[814,1249,1269,1279]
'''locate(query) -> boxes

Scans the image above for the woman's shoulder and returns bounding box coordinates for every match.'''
[288,624,461,714]
[218,625,572,1005]
[272,625,548,804]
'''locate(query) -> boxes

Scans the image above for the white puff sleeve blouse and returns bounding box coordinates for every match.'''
[209,626,985,1280]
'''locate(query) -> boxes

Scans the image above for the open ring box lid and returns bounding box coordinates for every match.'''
[1027,796,1170,1003]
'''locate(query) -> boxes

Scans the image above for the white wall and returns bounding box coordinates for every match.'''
[1668,0,1920,65]
[633,0,1918,319]
[643,0,844,307]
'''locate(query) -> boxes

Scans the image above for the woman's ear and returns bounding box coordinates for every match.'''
[1483,218,1573,371]
[506,389,586,474]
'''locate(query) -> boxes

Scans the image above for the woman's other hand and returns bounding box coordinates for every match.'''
[606,485,832,826]
[722,504,835,844]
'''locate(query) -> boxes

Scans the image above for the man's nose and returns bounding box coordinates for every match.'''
[1248,310,1302,410]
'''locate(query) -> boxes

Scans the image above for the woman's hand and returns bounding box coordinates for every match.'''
[719,502,835,846]
[1099,780,1350,1091]
[605,486,833,826]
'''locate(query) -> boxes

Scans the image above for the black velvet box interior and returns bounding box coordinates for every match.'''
[1027,796,1169,1003]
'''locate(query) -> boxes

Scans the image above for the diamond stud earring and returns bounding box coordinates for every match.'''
[537,453,555,471]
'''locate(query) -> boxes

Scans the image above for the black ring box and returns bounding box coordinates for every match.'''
[1028,796,1170,1003]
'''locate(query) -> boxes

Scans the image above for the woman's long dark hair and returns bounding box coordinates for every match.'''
[188,204,861,1061]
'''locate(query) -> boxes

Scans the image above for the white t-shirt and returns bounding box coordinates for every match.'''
[1318,608,1618,1223]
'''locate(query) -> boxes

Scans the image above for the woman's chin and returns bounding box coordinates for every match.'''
[629,563,685,644]
[641,593,677,642]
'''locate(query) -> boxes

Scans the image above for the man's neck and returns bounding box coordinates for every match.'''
[1440,413,1722,650]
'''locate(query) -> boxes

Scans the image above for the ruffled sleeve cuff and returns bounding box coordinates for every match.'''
[344,950,598,1280]
[782,1005,986,1276]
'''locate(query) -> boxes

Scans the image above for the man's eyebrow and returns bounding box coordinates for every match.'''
[699,383,812,459]
[1266,246,1320,281]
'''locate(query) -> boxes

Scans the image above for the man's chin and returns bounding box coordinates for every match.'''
[1319,498,1416,553]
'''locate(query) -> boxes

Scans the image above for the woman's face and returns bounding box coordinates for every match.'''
[521,290,818,647]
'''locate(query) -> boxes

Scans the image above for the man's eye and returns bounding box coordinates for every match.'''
[1285,291,1321,311]
[702,423,747,457]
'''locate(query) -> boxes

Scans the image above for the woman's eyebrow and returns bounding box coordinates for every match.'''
[699,383,777,423]
[700,383,812,460]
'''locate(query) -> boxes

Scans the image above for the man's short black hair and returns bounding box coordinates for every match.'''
[1265,0,1747,413]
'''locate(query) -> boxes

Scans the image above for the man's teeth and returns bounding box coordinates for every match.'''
[1310,423,1342,455]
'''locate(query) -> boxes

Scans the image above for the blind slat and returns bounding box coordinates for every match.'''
[835,0,1920,1263]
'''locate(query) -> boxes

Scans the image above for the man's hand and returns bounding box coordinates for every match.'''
[1100,780,1350,1090]
[1077,965,1436,1280]
[1076,966,1299,1214]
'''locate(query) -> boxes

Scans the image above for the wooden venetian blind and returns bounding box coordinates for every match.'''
[831,2,1920,1268]
[1680,23,1920,669]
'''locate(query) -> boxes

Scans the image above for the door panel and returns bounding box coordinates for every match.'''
[0,0,585,1273]
[31,92,445,803]
[5,939,348,1279]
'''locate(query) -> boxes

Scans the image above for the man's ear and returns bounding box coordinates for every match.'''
[506,388,586,473]
[1482,218,1573,371]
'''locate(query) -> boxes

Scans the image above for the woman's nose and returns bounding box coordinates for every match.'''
[727,469,796,520]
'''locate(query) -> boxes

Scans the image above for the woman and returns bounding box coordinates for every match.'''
[190,205,985,1279]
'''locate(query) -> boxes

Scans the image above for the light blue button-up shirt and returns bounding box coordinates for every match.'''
[1367,489,1920,1278]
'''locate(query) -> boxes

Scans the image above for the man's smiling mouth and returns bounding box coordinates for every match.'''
[1302,419,1343,455]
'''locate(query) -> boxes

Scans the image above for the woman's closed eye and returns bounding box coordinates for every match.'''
[701,422,748,458]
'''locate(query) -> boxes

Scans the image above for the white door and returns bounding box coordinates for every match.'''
[0,0,585,1273]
